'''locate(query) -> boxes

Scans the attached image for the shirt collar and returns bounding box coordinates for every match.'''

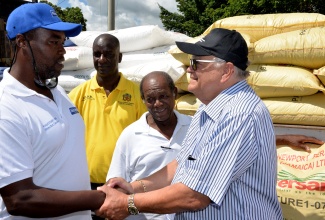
[174,110,192,126]
[136,110,192,134]
[202,80,250,120]
[2,69,45,97]
[90,72,127,91]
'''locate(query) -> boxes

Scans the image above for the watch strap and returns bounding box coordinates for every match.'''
[127,193,139,215]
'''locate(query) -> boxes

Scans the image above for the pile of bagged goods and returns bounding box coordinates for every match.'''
[62,13,325,219]
[60,25,190,92]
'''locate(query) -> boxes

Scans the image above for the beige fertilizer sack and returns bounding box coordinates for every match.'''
[263,93,325,126]
[249,26,325,69]
[175,93,201,116]
[175,72,190,92]
[277,143,325,219]
[313,66,325,86]
[247,64,325,98]
[168,35,204,66]
[204,13,325,43]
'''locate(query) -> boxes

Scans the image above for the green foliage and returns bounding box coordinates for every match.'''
[160,0,325,37]
[40,0,87,31]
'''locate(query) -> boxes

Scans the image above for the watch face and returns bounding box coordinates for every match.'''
[128,206,139,215]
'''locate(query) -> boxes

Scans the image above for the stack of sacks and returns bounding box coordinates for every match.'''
[59,67,97,93]
[68,25,190,52]
[203,13,325,43]
[59,25,189,93]
[169,13,325,66]
[171,13,325,127]
[59,46,95,92]
[119,45,186,84]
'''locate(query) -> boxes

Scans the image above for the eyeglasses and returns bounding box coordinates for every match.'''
[189,58,226,70]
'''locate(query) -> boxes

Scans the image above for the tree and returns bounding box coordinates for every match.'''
[159,0,227,37]
[40,0,87,31]
[160,0,325,37]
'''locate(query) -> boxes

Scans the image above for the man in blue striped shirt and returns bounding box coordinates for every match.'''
[97,28,283,220]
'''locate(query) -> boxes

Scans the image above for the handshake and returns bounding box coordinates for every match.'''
[95,177,137,220]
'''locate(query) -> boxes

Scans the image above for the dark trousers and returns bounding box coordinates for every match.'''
[91,182,105,220]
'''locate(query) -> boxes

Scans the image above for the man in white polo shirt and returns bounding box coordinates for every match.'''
[107,71,192,220]
[0,3,106,219]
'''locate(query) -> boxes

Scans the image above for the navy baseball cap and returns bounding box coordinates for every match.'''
[6,3,82,40]
[176,28,249,70]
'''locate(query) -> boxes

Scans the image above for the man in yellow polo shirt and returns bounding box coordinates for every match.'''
[68,34,146,219]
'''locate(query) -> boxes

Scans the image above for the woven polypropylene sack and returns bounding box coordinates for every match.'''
[313,66,325,86]
[277,142,325,219]
[175,93,201,116]
[247,64,325,98]
[175,72,190,92]
[204,13,325,43]
[249,27,325,69]
[69,25,190,53]
[263,93,325,126]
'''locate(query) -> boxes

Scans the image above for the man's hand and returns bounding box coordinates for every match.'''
[276,134,324,152]
[95,185,130,220]
[106,177,134,194]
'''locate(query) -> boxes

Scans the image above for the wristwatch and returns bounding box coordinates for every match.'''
[127,194,139,215]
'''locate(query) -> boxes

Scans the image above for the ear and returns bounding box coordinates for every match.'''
[15,34,27,48]
[220,62,234,83]
[173,87,177,98]
[118,52,122,63]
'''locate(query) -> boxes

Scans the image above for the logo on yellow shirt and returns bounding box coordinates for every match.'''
[82,95,95,101]
[122,93,131,102]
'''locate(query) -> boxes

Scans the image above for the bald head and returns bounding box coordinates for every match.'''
[93,33,120,50]
[140,71,175,99]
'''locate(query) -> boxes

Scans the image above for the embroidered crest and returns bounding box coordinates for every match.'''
[122,93,132,102]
